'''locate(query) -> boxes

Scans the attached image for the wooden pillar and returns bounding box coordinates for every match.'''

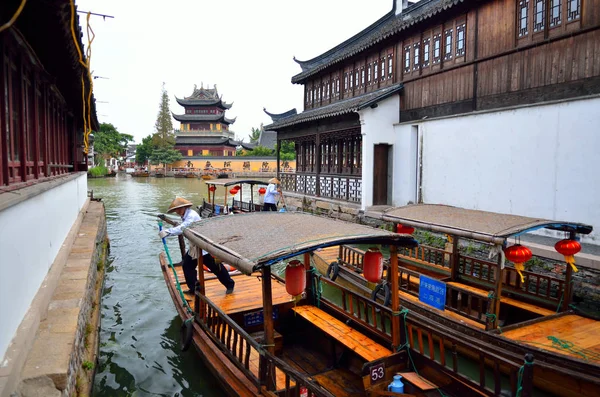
[563,261,574,312]
[304,252,312,301]
[390,245,400,350]
[196,255,205,317]
[261,266,276,390]
[276,139,280,178]
[521,353,535,397]
[450,236,459,281]
[493,253,504,330]
[178,235,186,259]
[315,133,321,197]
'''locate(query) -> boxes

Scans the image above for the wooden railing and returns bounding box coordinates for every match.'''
[397,267,421,296]
[279,173,362,203]
[317,283,531,396]
[399,245,452,271]
[445,283,492,328]
[320,277,393,340]
[196,294,334,396]
[503,266,564,303]
[338,245,366,273]
[233,199,263,212]
[457,254,498,287]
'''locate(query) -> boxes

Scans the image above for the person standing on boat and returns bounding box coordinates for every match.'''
[159,197,235,294]
[262,177,281,211]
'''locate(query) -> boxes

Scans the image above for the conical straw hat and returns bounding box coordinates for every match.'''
[268,177,280,184]
[167,197,193,213]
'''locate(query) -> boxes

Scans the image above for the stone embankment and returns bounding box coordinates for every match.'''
[3,200,107,397]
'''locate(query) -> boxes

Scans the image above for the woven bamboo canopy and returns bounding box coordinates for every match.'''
[204,179,268,187]
[182,212,417,275]
[373,204,593,244]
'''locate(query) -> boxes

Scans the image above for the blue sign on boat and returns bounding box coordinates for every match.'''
[243,306,279,327]
[419,275,446,310]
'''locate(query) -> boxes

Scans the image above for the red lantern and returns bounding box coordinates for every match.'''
[258,187,266,195]
[555,239,581,272]
[285,260,306,296]
[234,185,241,190]
[397,224,415,234]
[229,188,238,195]
[363,247,384,283]
[208,186,216,192]
[504,244,532,283]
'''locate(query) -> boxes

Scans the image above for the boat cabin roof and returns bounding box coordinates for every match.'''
[204,179,268,187]
[183,212,417,275]
[377,204,593,244]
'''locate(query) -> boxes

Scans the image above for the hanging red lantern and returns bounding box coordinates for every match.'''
[555,239,581,273]
[258,187,266,195]
[234,185,241,190]
[285,260,306,296]
[363,247,384,283]
[504,244,532,283]
[208,186,216,192]
[396,224,415,234]
[229,188,238,195]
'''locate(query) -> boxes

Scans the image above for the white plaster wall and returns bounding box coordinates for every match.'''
[397,97,600,244]
[359,94,400,209]
[0,174,88,360]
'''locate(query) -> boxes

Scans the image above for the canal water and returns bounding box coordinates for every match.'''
[89,175,267,397]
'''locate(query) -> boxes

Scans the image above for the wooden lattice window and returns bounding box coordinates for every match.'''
[404,45,411,73]
[518,0,529,37]
[423,38,430,67]
[534,0,545,32]
[433,34,441,64]
[456,23,466,56]
[387,54,393,78]
[549,0,561,26]
[374,62,379,80]
[367,63,372,84]
[360,67,365,86]
[413,43,420,71]
[380,58,385,81]
[444,28,453,60]
[567,0,580,21]
[355,69,359,88]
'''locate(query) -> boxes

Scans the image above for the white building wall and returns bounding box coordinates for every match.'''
[359,95,400,209]
[0,174,88,360]
[393,96,600,244]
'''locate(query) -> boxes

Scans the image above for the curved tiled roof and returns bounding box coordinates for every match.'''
[263,108,298,122]
[264,83,403,130]
[175,136,252,149]
[172,112,236,124]
[291,0,465,84]
[175,97,233,109]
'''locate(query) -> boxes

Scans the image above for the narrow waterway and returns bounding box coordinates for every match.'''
[89,175,266,397]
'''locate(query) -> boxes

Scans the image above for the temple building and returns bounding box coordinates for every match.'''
[172,84,252,157]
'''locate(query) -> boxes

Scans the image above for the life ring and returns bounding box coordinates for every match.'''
[180,319,193,352]
[326,261,340,281]
[371,282,391,307]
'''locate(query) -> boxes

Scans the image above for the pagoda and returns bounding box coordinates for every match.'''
[173,84,250,157]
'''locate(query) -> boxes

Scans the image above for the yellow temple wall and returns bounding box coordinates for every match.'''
[169,158,296,173]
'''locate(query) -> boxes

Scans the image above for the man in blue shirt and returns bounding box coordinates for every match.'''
[262,178,280,211]
[159,197,235,294]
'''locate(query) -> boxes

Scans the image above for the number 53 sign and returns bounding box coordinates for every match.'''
[370,362,385,383]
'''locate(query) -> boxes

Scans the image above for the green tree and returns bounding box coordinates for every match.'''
[135,135,154,165]
[150,147,182,169]
[93,122,133,164]
[243,145,274,156]
[248,125,262,143]
[152,83,175,148]
[279,140,296,161]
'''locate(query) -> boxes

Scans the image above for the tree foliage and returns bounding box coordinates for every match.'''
[279,140,296,161]
[135,135,154,164]
[93,123,133,162]
[149,147,182,169]
[152,83,175,148]
[248,125,262,143]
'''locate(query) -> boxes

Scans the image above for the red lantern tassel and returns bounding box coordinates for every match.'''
[514,262,525,283]
[564,255,578,272]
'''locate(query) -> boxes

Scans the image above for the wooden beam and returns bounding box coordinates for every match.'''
[493,254,503,330]
[304,252,312,301]
[261,266,276,390]
[563,258,574,312]
[450,235,459,281]
[197,255,205,317]
[390,244,400,350]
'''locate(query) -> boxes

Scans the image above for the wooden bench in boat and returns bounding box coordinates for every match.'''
[445,281,555,316]
[292,305,391,362]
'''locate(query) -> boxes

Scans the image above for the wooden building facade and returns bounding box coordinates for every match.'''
[266,0,600,240]
[0,1,98,190]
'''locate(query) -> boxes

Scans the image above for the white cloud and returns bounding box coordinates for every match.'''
[77,0,393,143]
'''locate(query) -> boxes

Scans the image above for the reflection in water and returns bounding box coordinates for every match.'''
[89,176,261,396]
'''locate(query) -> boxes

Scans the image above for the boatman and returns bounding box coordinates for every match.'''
[159,197,235,294]
[262,177,281,211]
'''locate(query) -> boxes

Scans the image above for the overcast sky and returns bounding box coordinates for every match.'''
[75,0,394,144]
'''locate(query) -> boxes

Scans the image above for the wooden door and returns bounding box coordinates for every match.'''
[373,144,389,205]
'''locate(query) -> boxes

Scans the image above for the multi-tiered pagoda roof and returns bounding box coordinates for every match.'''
[174,85,233,109]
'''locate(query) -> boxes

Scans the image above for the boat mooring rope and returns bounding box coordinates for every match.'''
[158,221,195,318]
[308,267,322,308]
[516,356,534,397]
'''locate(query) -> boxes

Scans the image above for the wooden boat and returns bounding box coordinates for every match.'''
[198,179,268,217]
[311,204,599,397]
[158,212,537,396]
[131,171,149,177]
[154,169,166,178]
[175,169,198,178]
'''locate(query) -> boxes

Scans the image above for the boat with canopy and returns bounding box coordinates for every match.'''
[199,179,269,217]
[158,212,538,396]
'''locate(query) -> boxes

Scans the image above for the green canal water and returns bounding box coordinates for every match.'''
[89,175,268,397]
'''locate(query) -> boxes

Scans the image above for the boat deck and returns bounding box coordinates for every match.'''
[501,314,600,363]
